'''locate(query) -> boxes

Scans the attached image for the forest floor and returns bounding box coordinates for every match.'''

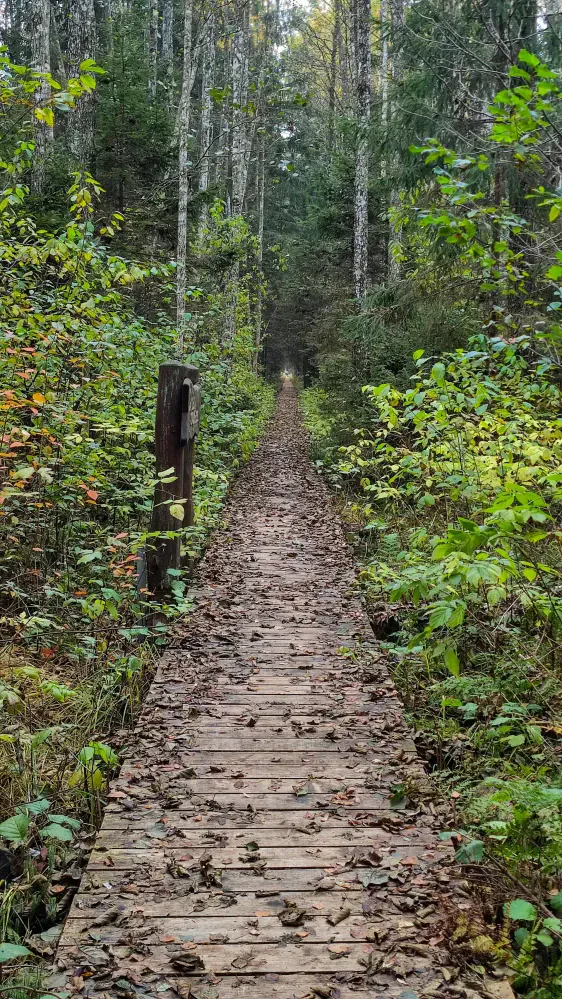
[51,383,479,999]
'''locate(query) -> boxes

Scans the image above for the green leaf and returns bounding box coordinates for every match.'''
[507,898,537,922]
[431,362,446,385]
[47,814,81,830]
[536,930,554,947]
[506,734,526,747]
[0,943,32,963]
[18,797,50,815]
[518,48,540,67]
[514,927,530,947]
[549,892,562,913]
[455,839,485,863]
[42,822,74,841]
[444,648,460,676]
[549,205,561,223]
[0,812,29,844]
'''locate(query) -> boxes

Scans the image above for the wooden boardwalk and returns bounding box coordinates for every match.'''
[53,385,458,999]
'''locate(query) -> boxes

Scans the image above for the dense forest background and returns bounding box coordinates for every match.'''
[3,0,562,994]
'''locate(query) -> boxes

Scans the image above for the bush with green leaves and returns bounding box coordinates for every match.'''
[0,53,274,972]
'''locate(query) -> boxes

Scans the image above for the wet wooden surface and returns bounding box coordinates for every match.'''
[53,384,460,999]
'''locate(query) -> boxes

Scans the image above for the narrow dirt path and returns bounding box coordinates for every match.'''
[54,384,459,999]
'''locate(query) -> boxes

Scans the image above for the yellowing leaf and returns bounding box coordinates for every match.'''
[169,503,185,521]
[32,392,46,405]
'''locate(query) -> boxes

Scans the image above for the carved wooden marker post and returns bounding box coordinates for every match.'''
[147,361,201,598]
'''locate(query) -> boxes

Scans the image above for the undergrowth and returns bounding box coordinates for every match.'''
[0,56,274,981]
[302,336,562,998]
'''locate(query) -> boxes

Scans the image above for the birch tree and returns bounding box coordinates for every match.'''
[162,0,174,110]
[176,0,194,344]
[231,1,250,216]
[68,0,97,166]
[148,0,159,101]
[29,0,52,193]
[198,10,215,202]
[353,0,371,300]
[254,129,265,368]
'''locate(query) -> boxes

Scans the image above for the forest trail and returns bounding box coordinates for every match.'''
[53,383,460,999]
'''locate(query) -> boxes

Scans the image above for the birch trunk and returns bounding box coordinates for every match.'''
[353,0,371,301]
[198,11,215,198]
[327,1,338,149]
[68,0,97,167]
[225,0,251,345]
[387,0,403,282]
[176,0,194,347]
[148,0,159,101]
[162,0,174,110]
[50,5,67,85]
[231,1,250,215]
[30,0,52,193]
[254,130,265,370]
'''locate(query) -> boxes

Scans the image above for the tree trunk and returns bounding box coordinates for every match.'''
[353,0,371,301]
[231,1,250,215]
[29,0,52,193]
[198,11,215,198]
[50,5,67,85]
[148,0,159,101]
[177,0,194,347]
[254,130,265,370]
[162,0,174,110]
[225,0,251,345]
[68,0,97,168]
[387,0,403,282]
[327,0,339,149]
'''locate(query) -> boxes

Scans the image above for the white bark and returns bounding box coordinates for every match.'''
[231,0,250,215]
[148,0,159,101]
[353,0,371,301]
[30,0,52,192]
[68,0,97,167]
[255,130,265,369]
[224,0,251,345]
[162,0,174,109]
[198,11,215,196]
[177,0,194,346]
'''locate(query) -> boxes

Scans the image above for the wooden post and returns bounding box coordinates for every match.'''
[147,361,190,598]
[182,364,200,530]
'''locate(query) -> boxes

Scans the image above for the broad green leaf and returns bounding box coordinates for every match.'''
[455,839,484,863]
[42,822,74,841]
[444,648,460,676]
[431,362,446,384]
[507,898,537,922]
[48,814,81,830]
[0,943,32,963]
[0,812,29,844]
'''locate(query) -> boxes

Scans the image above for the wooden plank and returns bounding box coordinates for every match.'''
[101,808,419,830]
[67,890,365,921]
[95,827,421,849]
[106,792,391,811]
[61,912,381,945]
[132,977,379,999]
[88,843,443,870]
[119,739,378,753]
[56,941,374,973]
[73,867,371,893]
